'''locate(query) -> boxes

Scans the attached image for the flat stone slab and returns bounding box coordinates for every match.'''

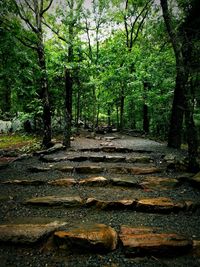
[41,155,68,162]
[86,198,135,209]
[108,166,161,175]
[75,166,104,174]
[54,223,118,252]
[53,165,74,172]
[28,166,52,172]
[79,176,109,186]
[136,197,185,213]
[140,176,179,190]
[0,221,66,244]
[126,156,151,163]
[104,156,126,163]
[26,196,83,207]
[1,179,46,185]
[48,178,77,186]
[119,226,193,257]
[110,177,141,188]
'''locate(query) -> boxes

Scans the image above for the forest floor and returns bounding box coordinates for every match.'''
[0,130,200,267]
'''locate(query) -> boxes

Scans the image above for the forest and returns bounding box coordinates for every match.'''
[0,0,200,171]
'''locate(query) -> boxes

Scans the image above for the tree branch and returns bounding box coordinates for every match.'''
[42,20,67,42]
[13,0,38,33]
[24,0,35,12]
[132,8,149,45]
[16,36,37,50]
[41,0,54,16]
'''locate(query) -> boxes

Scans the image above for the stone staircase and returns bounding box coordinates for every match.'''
[0,138,200,266]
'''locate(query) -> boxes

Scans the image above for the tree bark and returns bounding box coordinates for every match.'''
[63,69,72,147]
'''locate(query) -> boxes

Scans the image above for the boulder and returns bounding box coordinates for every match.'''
[0,221,66,244]
[28,166,52,172]
[25,196,83,207]
[119,225,193,257]
[54,223,118,252]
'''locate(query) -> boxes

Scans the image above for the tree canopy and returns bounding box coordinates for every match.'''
[0,0,199,170]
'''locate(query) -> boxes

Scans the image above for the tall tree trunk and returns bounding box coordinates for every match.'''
[143,104,149,134]
[63,69,72,147]
[119,87,125,130]
[37,44,52,148]
[160,0,186,149]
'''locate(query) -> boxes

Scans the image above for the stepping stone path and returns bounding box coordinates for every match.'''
[0,133,200,266]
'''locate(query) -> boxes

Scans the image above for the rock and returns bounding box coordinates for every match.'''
[34,143,65,155]
[28,166,52,172]
[1,179,45,185]
[136,197,185,213]
[89,155,105,162]
[126,156,151,163]
[68,156,88,162]
[53,165,74,172]
[79,176,109,186]
[101,146,116,152]
[26,196,83,207]
[48,178,77,186]
[140,176,179,190]
[54,223,118,252]
[119,225,193,257]
[190,172,200,187]
[104,156,126,163]
[108,167,129,174]
[0,221,66,244]
[41,155,68,163]
[104,137,117,141]
[110,177,141,188]
[86,198,135,210]
[128,167,161,175]
[108,166,161,175]
[193,240,200,257]
[75,165,104,174]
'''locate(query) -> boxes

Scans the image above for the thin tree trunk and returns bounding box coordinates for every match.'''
[143,104,149,133]
[119,87,125,130]
[37,45,52,148]
[63,69,72,147]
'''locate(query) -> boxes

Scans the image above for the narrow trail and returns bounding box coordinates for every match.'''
[0,132,200,267]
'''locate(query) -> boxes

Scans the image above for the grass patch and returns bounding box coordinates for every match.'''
[0,134,41,152]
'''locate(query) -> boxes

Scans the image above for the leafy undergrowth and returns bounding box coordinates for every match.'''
[0,134,41,153]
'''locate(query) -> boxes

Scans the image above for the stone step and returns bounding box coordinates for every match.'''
[0,221,66,244]
[53,223,118,252]
[119,225,193,257]
[1,176,180,191]
[25,196,83,207]
[41,154,152,164]
[0,221,198,258]
[25,195,199,213]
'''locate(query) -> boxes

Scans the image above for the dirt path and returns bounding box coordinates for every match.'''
[0,132,200,266]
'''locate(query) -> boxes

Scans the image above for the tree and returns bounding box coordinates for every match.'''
[160,0,199,171]
[9,0,54,147]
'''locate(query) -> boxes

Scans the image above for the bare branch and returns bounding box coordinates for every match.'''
[42,20,67,42]
[41,0,54,16]
[16,36,37,50]
[24,0,34,12]
[132,8,149,45]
